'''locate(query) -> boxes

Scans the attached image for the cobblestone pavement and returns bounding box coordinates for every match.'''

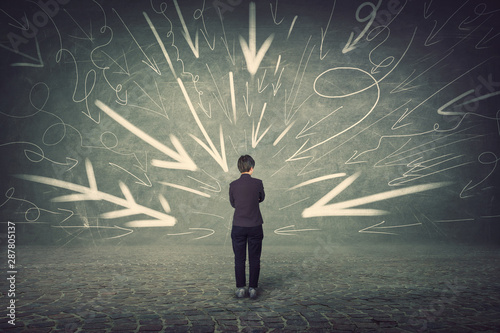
[1,242,500,332]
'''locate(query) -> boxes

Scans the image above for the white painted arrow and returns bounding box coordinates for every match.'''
[302,172,451,218]
[114,8,161,75]
[239,2,274,75]
[274,225,320,236]
[173,0,200,58]
[0,37,44,68]
[177,78,228,172]
[94,100,197,171]
[358,220,422,235]
[252,103,272,148]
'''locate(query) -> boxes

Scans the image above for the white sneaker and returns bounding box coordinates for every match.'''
[235,287,246,298]
[249,287,257,299]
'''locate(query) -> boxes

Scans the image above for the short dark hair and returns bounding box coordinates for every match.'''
[237,155,255,173]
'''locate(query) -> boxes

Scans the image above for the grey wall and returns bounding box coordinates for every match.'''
[1,0,499,246]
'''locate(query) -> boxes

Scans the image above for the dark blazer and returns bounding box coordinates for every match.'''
[229,174,265,227]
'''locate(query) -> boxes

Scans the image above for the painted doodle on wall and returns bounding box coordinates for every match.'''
[1,0,499,244]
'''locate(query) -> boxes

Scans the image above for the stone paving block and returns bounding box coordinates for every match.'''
[7,244,500,332]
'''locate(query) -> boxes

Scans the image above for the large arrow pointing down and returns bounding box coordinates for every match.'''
[239,2,274,76]
[95,100,198,171]
[302,172,451,218]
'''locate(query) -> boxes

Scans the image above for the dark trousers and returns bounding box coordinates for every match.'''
[231,225,264,288]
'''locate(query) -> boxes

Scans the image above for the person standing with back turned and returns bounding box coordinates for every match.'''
[229,155,265,299]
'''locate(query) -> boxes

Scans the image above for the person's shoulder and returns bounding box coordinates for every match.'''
[252,177,263,183]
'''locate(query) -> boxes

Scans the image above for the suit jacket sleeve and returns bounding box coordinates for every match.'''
[259,180,265,203]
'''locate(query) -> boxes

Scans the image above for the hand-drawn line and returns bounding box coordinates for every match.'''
[109,163,152,187]
[343,0,382,53]
[272,67,284,96]
[274,55,281,75]
[192,212,224,219]
[272,145,286,158]
[257,69,269,93]
[425,0,469,46]
[189,228,215,240]
[114,8,161,75]
[438,89,500,117]
[159,181,211,198]
[365,1,408,70]
[379,127,479,168]
[0,142,78,171]
[177,78,229,172]
[129,80,169,119]
[141,11,174,78]
[194,0,215,50]
[206,64,230,121]
[434,218,475,223]
[64,8,94,42]
[89,23,129,103]
[349,128,456,166]
[243,81,254,116]
[296,106,344,139]
[288,67,380,162]
[239,2,274,76]
[16,158,176,227]
[359,221,422,235]
[391,57,490,129]
[285,36,315,124]
[319,0,336,60]
[168,228,215,240]
[274,225,320,236]
[99,132,149,175]
[288,173,347,191]
[392,49,453,94]
[228,135,239,155]
[423,0,435,19]
[305,100,411,167]
[273,121,295,146]
[173,0,200,58]
[302,172,451,218]
[459,3,500,30]
[103,49,130,76]
[94,100,198,171]
[217,7,236,65]
[4,34,45,67]
[96,54,129,104]
[252,103,272,148]
[0,8,29,30]
[476,26,500,49]
[481,214,500,219]
[270,0,284,25]
[1,188,71,224]
[55,49,99,123]
[145,9,211,116]
[271,165,287,177]
[52,225,134,239]
[460,152,498,198]
[287,15,298,39]
[188,169,222,193]
[230,71,237,123]
[388,154,474,186]
[278,198,310,211]
[34,0,63,62]
[0,36,44,67]
[366,26,401,74]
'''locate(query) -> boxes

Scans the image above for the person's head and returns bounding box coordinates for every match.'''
[237,155,255,174]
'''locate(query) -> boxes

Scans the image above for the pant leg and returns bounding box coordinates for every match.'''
[247,225,264,288]
[231,226,247,288]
